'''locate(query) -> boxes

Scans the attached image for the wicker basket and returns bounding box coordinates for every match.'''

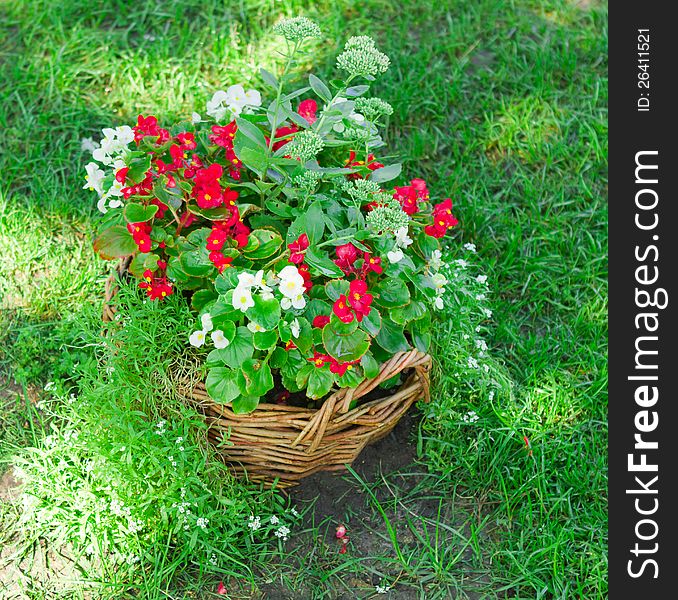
[103,263,431,487]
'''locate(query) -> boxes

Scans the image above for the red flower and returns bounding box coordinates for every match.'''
[410,177,430,199]
[195,183,223,209]
[169,144,188,168]
[424,198,458,238]
[127,222,152,253]
[329,359,358,376]
[176,132,197,150]
[179,211,197,228]
[209,122,237,148]
[133,114,159,143]
[297,262,313,291]
[207,228,228,251]
[393,178,429,216]
[115,167,129,184]
[333,295,354,324]
[272,123,299,151]
[209,251,233,272]
[362,252,383,275]
[150,197,168,219]
[346,150,384,180]
[312,315,331,329]
[336,525,347,539]
[183,154,204,179]
[233,221,250,247]
[288,233,309,264]
[298,99,318,124]
[138,266,173,300]
[217,581,227,595]
[334,243,359,274]
[285,340,297,351]
[346,279,372,322]
[308,351,332,368]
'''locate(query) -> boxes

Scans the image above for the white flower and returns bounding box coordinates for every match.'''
[207,85,262,122]
[290,318,301,339]
[44,381,55,391]
[464,242,477,253]
[81,137,99,153]
[248,515,262,531]
[278,266,306,299]
[455,259,468,269]
[201,313,214,331]
[232,286,255,312]
[375,584,391,594]
[274,525,290,541]
[192,112,202,123]
[429,249,443,272]
[462,410,479,423]
[476,275,488,284]
[211,330,230,349]
[434,296,444,310]
[280,294,306,310]
[237,272,257,288]
[394,226,413,249]
[196,517,209,529]
[467,357,479,369]
[270,516,279,525]
[115,126,134,146]
[247,321,266,333]
[83,162,105,194]
[387,248,404,264]
[189,330,207,347]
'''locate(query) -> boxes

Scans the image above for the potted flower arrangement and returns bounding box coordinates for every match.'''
[87,18,458,485]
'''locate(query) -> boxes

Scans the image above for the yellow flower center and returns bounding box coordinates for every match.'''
[204,193,212,201]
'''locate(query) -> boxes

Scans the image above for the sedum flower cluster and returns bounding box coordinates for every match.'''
[88,20,461,413]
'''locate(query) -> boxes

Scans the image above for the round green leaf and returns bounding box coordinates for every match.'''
[322,326,370,362]
[205,367,240,404]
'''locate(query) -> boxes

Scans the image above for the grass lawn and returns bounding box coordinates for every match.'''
[0,0,607,598]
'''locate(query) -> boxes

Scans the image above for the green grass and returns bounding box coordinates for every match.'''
[1,0,607,598]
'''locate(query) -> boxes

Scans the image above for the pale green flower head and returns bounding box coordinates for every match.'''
[285,130,325,163]
[354,97,394,120]
[293,170,322,193]
[336,36,390,78]
[341,178,386,205]
[366,201,410,233]
[273,17,322,42]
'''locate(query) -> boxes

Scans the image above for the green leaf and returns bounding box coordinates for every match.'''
[295,363,314,389]
[309,74,332,102]
[391,300,427,325]
[93,225,137,260]
[127,154,151,182]
[260,67,278,89]
[336,365,364,388]
[409,319,432,353]
[305,201,326,245]
[324,279,349,301]
[191,289,218,312]
[232,395,259,414]
[243,229,283,260]
[292,317,313,354]
[305,248,345,278]
[270,347,288,369]
[360,353,380,379]
[328,314,358,335]
[235,117,267,147]
[322,326,370,362]
[345,84,370,97]
[414,231,440,259]
[307,367,334,399]
[304,299,332,323]
[374,279,411,308]
[360,307,382,336]
[241,359,274,397]
[124,203,158,223]
[128,252,160,277]
[207,326,253,368]
[246,296,281,331]
[179,250,214,277]
[215,269,239,294]
[254,329,278,350]
[370,163,402,183]
[375,317,410,353]
[205,368,240,404]
[186,205,239,221]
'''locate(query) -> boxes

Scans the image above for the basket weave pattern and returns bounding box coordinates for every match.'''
[104,264,431,487]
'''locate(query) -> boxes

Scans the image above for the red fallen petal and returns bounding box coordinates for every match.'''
[217,581,227,595]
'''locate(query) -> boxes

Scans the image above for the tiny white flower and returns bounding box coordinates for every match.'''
[201,313,214,331]
[192,112,202,123]
[463,242,477,253]
[387,248,404,264]
[232,286,255,312]
[44,381,55,391]
[290,318,301,339]
[270,515,279,525]
[211,330,230,349]
[247,321,266,333]
[189,330,207,347]
[476,275,488,284]
[434,296,444,310]
[432,273,448,290]
[455,259,468,269]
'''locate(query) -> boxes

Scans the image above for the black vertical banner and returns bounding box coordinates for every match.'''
[609,4,678,597]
